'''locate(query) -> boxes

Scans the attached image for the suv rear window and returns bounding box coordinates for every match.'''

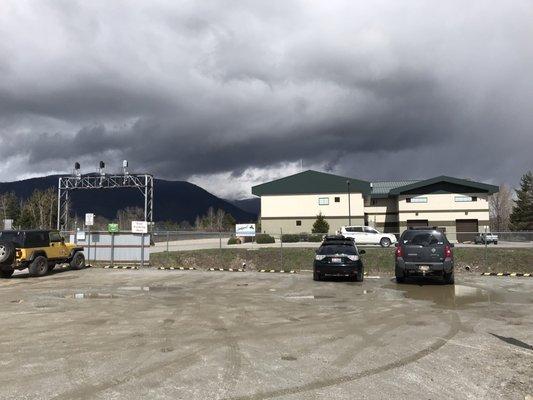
[401,231,445,246]
[318,244,357,255]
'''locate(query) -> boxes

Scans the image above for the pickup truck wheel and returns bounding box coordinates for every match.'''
[70,252,86,270]
[355,271,364,282]
[0,242,15,264]
[0,268,14,279]
[396,276,405,283]
[493,241,498,245]
[29,256,49,277]
[380,237,391,247]
[313,271,321,281]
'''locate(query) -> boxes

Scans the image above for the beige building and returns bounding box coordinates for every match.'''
[252,170,499,242]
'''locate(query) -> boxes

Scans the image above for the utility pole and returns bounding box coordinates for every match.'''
[347,180,352,226]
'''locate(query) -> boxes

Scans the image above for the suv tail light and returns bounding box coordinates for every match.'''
[444,244,452,258]
[395,245,403,259]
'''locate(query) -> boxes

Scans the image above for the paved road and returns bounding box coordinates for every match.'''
[0,268,531,399]
[152,237,533,252]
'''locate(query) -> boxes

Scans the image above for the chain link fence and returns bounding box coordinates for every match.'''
[59,229,532,272]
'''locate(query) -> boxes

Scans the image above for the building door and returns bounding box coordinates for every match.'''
[406,220,429,229]
[456,219,478,243]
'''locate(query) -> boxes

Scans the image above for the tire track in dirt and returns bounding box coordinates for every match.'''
[224,311,461,400]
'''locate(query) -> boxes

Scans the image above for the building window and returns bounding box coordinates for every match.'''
[334,197,340,202]
[455,195,477,202]
[318,197,329,205]
[407,196,428,203]
[296,220,301,226]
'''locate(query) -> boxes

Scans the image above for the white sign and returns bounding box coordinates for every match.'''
[3,219,13,230]
[85,213,95,226]
[236,223,256,237]
[76,230,86,241]
[131,220,148,234]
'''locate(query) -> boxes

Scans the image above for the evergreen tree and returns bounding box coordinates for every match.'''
[312,212,329,233]
[510,171,533,231]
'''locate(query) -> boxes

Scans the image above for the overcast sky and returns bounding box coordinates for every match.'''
[1,1,532,199]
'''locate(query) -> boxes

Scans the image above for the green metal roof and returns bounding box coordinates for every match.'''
[370,180,420,198]
[388,176,499,195]
[252,170,371,196]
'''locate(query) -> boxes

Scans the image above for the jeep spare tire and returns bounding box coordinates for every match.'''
[0,242,15,264]
[70,252,86,270]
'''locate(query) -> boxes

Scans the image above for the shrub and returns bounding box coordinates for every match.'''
[281,234,300,243]
[312,212,330,233]
[227,237,241,245]
[256,233,275,244]
[308,234,323,242]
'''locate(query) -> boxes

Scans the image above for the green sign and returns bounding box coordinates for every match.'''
[107,223,119,233]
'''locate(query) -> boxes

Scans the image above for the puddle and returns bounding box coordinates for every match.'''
[489,333,533,351]
[281,355,297,361]
[285,294,335,300]
[384,283,493,309]
[71,293,116,299]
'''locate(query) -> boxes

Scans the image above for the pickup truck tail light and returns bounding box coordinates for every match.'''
[444,244,452,258]
[395,246,403,259]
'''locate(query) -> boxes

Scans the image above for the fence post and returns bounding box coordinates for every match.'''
[110,231,115,267]
[484,226,488,270]
[140,233,145,268]
[87,230,91,265]
[166,231,170,253]
[280,228,283,271]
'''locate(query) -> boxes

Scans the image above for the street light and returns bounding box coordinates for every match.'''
[346,180,352,226]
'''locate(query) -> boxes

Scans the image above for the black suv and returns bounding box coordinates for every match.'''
[313,235,365,282]
[395,227,454,284]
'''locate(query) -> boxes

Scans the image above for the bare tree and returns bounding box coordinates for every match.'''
[117,207,144,230]
[489,184,513,232]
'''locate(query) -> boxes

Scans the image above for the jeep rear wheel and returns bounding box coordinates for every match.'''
[0,268,14,279]
[0,242,15,264]
[70,252,86,270]
[29,256,49,277]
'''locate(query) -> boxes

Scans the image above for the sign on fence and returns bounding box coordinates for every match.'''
[108,223,119,233]
[236,223,256,237]
[85,213,94,226]
[131,220,148,234]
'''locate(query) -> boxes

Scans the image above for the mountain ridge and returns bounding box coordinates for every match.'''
[0,175,256,223]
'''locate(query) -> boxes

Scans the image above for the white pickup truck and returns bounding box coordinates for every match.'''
[474,232,498,244]
[340,226,398,247]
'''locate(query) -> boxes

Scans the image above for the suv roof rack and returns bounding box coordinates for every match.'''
[407,226,439,230]
[323,235,354,241]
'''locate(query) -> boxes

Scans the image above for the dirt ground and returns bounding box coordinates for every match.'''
[0,268,531,399]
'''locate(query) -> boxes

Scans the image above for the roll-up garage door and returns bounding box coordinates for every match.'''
[406,220,429,229]
[456,219,478,243]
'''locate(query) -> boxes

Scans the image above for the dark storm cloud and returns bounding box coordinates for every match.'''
[0,1,532,195]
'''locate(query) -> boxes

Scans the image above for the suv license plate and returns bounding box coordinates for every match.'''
[419,265,430,272]
[331,258,342,263]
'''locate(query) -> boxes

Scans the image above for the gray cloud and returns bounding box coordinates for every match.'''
[0,1,532,197]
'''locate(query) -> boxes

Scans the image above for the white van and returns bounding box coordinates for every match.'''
[340,226,397,247]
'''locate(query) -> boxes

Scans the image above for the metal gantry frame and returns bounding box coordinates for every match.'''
[57,174,154,230]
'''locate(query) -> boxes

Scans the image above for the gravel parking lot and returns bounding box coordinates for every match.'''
[0,268,532,399]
